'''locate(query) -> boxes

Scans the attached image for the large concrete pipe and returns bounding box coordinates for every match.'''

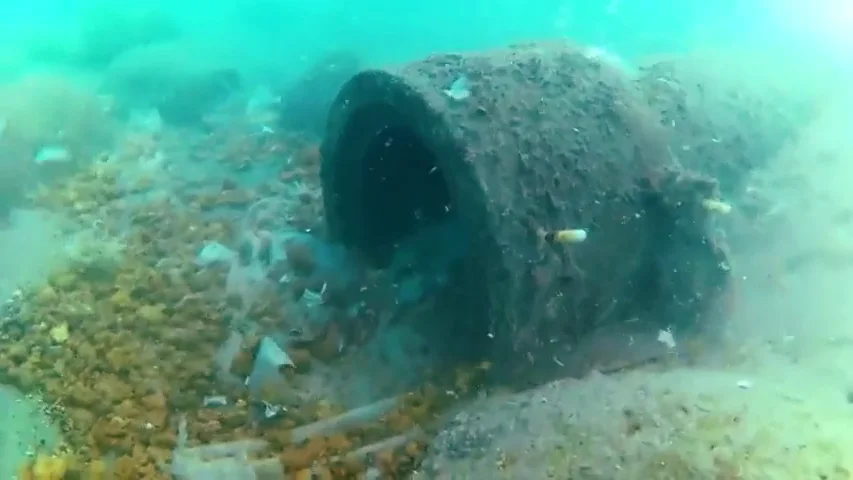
[319,41,731,375]
[636,56,814,199]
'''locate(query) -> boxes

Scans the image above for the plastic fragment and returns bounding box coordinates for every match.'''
[657,328,676,349]
[196,241,235,267]
[289,397,399,444]
[246,337,294,396]
[203,395,228,407]
[34,146,71,164]
[443,76,471,101]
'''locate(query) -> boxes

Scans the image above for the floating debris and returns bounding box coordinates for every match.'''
[737,379,754,390]
[443,76,471,101]
[33,146,72,165]
[656,328,676,349]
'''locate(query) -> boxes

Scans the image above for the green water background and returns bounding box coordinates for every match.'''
[0,1,851,81]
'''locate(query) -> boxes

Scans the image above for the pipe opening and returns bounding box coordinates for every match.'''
[333,103,457,270]
[325,99,475,369]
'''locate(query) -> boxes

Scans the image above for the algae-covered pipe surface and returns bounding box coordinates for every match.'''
[320,41,732,379]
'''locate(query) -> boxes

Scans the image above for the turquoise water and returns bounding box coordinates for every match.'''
[1,2,851,78]
[0,385,61,478]
[1,1,853,478]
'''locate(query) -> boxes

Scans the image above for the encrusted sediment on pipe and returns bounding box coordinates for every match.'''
[321,41,732,379]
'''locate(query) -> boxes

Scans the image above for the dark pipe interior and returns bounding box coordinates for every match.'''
[334,103,454,269]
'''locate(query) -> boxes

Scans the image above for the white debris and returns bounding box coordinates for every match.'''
[33,146,72,164]
[195,241,235,267]
[203,395,229,407]
[737,379,754,390]
[443,76,471,101]
[657,328,677,349]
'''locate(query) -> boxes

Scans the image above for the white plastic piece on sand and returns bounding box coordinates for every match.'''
[657,328,676,349]
[257,337,294,369]
[203,395,228,407]
[443,76,471,101]
[33,146,72,164]
[737,379,753,390]
[246,337,294,396]
[261,401,286,419]
[196,241,235,267]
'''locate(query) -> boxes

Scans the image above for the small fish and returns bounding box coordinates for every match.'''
[701,199,732,214]
[545,228,588,245]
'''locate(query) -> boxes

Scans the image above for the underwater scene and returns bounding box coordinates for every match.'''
[1,0,853,478]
